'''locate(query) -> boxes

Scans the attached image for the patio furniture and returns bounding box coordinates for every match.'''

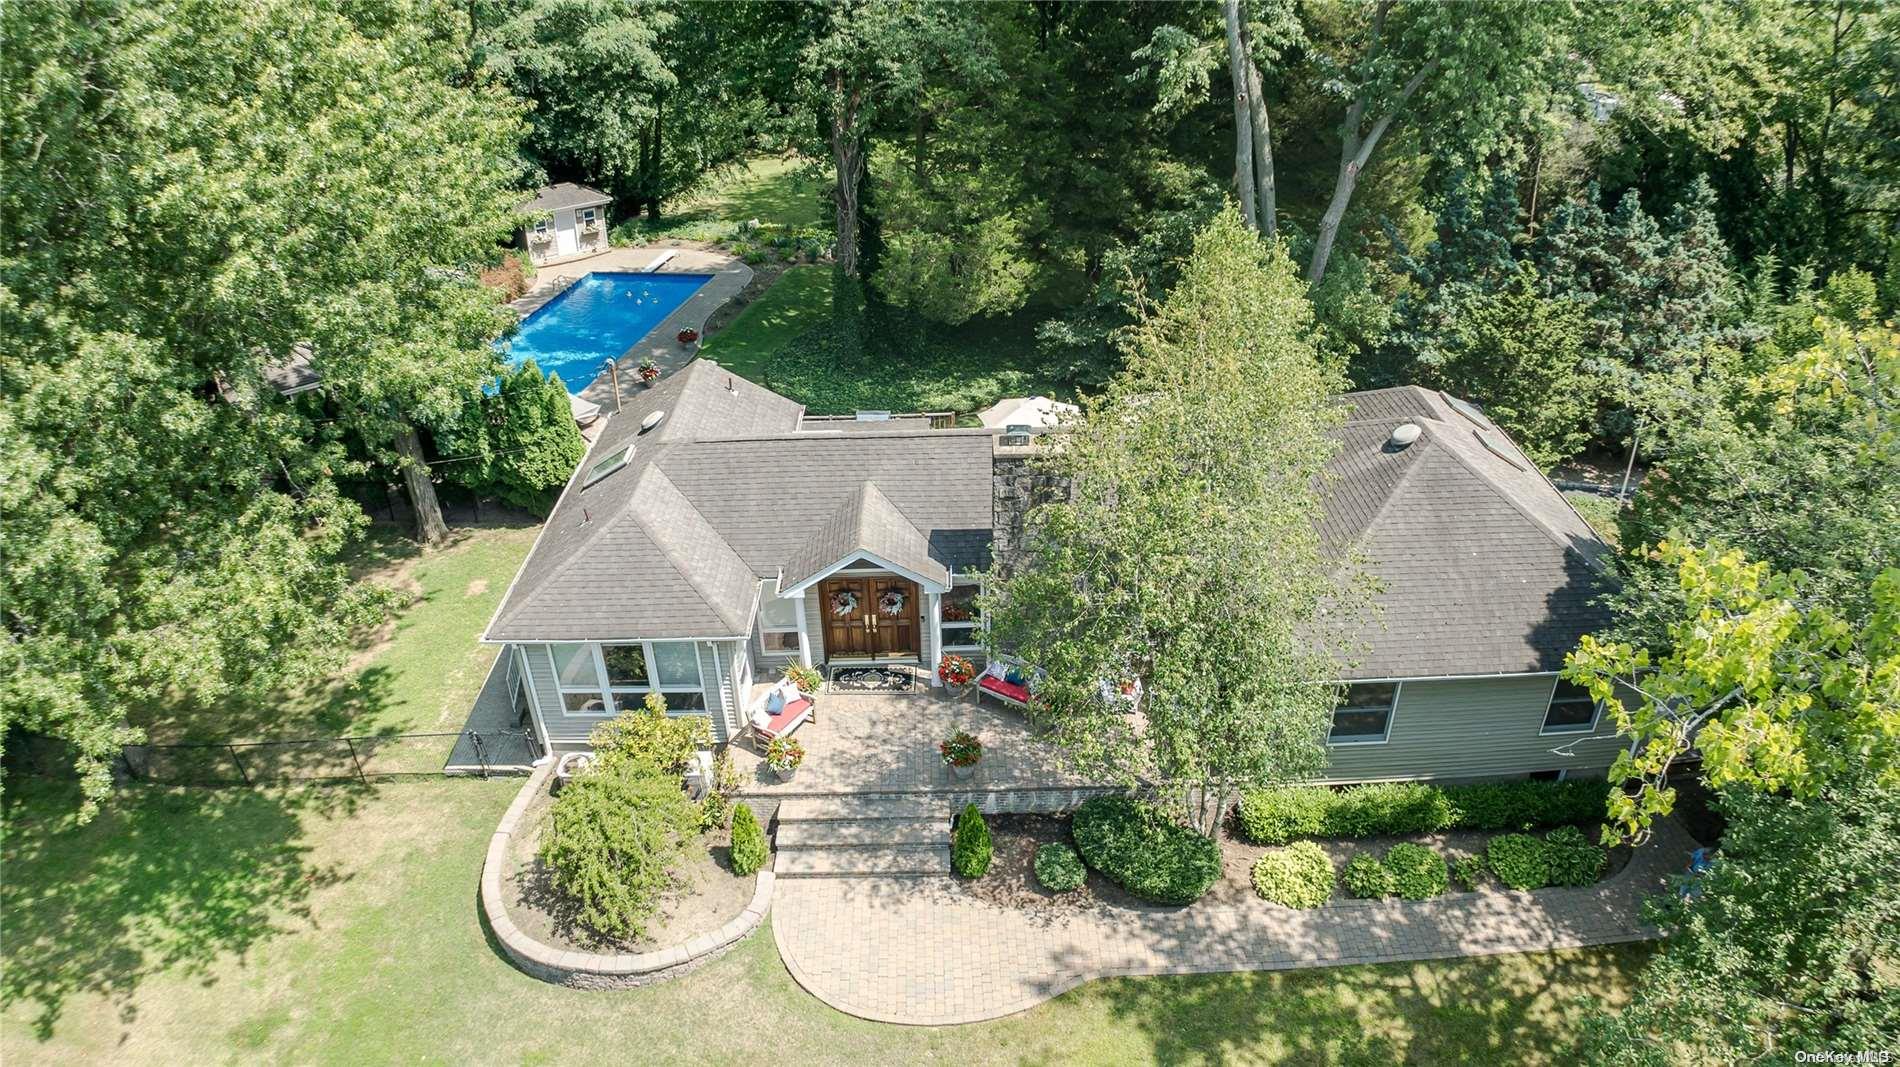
[977,658,1035,710]
[749,679,816,744]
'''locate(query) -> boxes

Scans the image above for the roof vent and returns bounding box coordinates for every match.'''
[1388,421,1422,448]
[640,409,665,433]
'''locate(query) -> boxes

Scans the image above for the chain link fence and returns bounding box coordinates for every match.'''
[6,728,541,788]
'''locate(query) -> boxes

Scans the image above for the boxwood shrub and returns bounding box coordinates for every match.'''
[1235,778,1609,844]
[1034,842,1087,893]
[1071,796,1222,905]
[1250,842,1336,908]
[1486,833,1551,890]
[728,802,767,876]
[1383,842,1448,899]
[1543,825,1607,887]
[1342,853,1397,898]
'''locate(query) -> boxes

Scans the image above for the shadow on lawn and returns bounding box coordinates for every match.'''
[1082,945,1647,1065]
[0,778,369,1040]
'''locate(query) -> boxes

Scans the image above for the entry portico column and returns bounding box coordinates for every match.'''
[790,589,814,668]
[926,590,943,686]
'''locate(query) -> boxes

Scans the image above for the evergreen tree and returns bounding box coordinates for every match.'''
[434,361,586,513]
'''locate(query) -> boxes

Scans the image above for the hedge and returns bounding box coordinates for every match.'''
[1034,842,1087,893]
[952,804,993,879]
[1250,842,1335,908]
[1235,779,1609,844]
[1071,796,1222,905]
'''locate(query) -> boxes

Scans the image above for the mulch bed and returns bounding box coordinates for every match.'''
[503,781,759,955]
[963,812,1632,913]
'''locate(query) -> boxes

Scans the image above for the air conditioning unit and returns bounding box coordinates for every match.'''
[1001,423,1033,447]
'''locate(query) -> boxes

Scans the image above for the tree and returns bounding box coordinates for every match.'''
[1574,772,1900,1064]
[433,361,586,513]
[1567,544,1900,844]
[1428,264,1592,466]
[0,0,525,815]
[980,209,1365,836]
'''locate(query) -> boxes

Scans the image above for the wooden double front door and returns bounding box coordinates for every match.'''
[818,576,920,660]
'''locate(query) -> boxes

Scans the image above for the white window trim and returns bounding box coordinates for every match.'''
[756,579,801,657]
[549,641,709,718]
[940,577,984,650]
[1327,680,1402,747]
[1539,676,1602,736]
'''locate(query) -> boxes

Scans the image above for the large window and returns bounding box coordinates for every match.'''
[940,582,982,650]
[548,641,707,716]
[757,580,801,654]
[1541,679,1599,734]
[1329,682,1399,744]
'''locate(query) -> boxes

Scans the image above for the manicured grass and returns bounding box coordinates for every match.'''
[2,770,1651,1065]
[131,523,539,747]
[614,155,828,245]
[699,264,834,384]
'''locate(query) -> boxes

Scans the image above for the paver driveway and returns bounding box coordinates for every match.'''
[772,818,1696,1026]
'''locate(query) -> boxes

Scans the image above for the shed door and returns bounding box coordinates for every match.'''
[554,209,577,254]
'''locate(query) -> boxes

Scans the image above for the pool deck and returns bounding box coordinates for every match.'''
[510,246,752,417]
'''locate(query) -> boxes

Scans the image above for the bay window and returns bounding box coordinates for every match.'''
[548,641,708,716]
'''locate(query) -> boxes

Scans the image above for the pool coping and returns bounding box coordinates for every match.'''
[507,249,752,413]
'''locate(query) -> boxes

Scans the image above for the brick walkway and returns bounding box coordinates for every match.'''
[772,817,1696,1026]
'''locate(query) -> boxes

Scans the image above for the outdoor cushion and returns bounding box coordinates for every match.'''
[756,696,812,738]
[766,689,785,713]
[1003,666,1027,686]
[979,675,1031,705]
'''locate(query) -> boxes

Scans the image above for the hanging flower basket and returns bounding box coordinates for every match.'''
[829,588,858,617]
[877,587,907,617]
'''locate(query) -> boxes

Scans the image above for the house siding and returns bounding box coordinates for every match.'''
[1320,674,1622,783]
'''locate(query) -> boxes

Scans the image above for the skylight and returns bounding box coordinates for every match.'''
[1474,430,1524,470]
[1441,392,1493,429]
[581,444,634,488]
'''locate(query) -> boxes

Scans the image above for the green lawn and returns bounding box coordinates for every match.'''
[700,264,835,384]
[1,769,1649,1065]
[615,155,828,245]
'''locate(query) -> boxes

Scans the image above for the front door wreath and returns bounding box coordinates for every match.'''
[877,587,907,617]
[829,588,859,617]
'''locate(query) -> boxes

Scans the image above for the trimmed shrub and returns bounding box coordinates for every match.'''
[589,694,710,774]
[1342,853,1397,898]
[1383,842,1449,899]
[540,758,700,940]
[1071,796,1222,905]
[1235,778,1608,844]
[1543,825,1607,887]
[1323,782,1458,837]
[1487,833,1551,890]
[1250,842,1336,908]
[1034,842,1087,893]
[728,803,767,876]
[1234,786,1333,844]
[952,804,993,879]
[1452,853,1489,891]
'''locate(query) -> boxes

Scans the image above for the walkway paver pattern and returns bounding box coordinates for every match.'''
[773,816,1695,1025]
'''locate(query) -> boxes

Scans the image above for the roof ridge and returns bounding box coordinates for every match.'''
[631,468,759,634]
[1332,439,1435,571]
[1426,424,1611,569]
[484,460,662,636]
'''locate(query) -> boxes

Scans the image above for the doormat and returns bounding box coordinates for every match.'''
[830,667,916,692]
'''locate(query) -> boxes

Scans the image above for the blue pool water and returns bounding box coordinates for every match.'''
[500,272,711,394]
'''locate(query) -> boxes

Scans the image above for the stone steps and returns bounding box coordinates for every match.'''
[776,818,947,849]
[773,796,956,878]
[775,845,952,878]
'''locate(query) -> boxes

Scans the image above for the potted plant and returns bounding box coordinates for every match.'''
[782,663,822,695]
[637,356,660,385]
[938,652,976,689]
[676,327,700,344]
[940,730,982,780]
[765,736,805,781]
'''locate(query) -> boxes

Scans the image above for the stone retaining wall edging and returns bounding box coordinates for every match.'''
[479,761,773,989]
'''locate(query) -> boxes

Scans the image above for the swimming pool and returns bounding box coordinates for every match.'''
[500,272,712,394]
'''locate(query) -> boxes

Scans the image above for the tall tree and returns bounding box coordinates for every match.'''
[981,209,1364,836]
[0,0,527,814]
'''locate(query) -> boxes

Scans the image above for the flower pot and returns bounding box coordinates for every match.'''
[773,763,797,782]
[951,762,976,781]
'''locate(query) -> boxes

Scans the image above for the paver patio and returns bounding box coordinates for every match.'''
[771,815,1695,1026]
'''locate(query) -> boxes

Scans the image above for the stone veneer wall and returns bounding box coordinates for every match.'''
[990,440,1070,571]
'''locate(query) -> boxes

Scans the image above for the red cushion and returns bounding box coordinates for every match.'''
[759,696,812,734]
[979,676,1030,703]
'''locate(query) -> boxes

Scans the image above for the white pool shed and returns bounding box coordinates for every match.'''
[520,182,612,265]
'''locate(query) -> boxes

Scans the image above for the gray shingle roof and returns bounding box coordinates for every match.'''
[1324,387,1613,679]
[781,481,952,591]
[518,182,613,214]
[484,361,988,642]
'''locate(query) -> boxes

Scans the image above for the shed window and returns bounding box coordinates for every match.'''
[1542,679,1599,734]
[1330,682,1398,744]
